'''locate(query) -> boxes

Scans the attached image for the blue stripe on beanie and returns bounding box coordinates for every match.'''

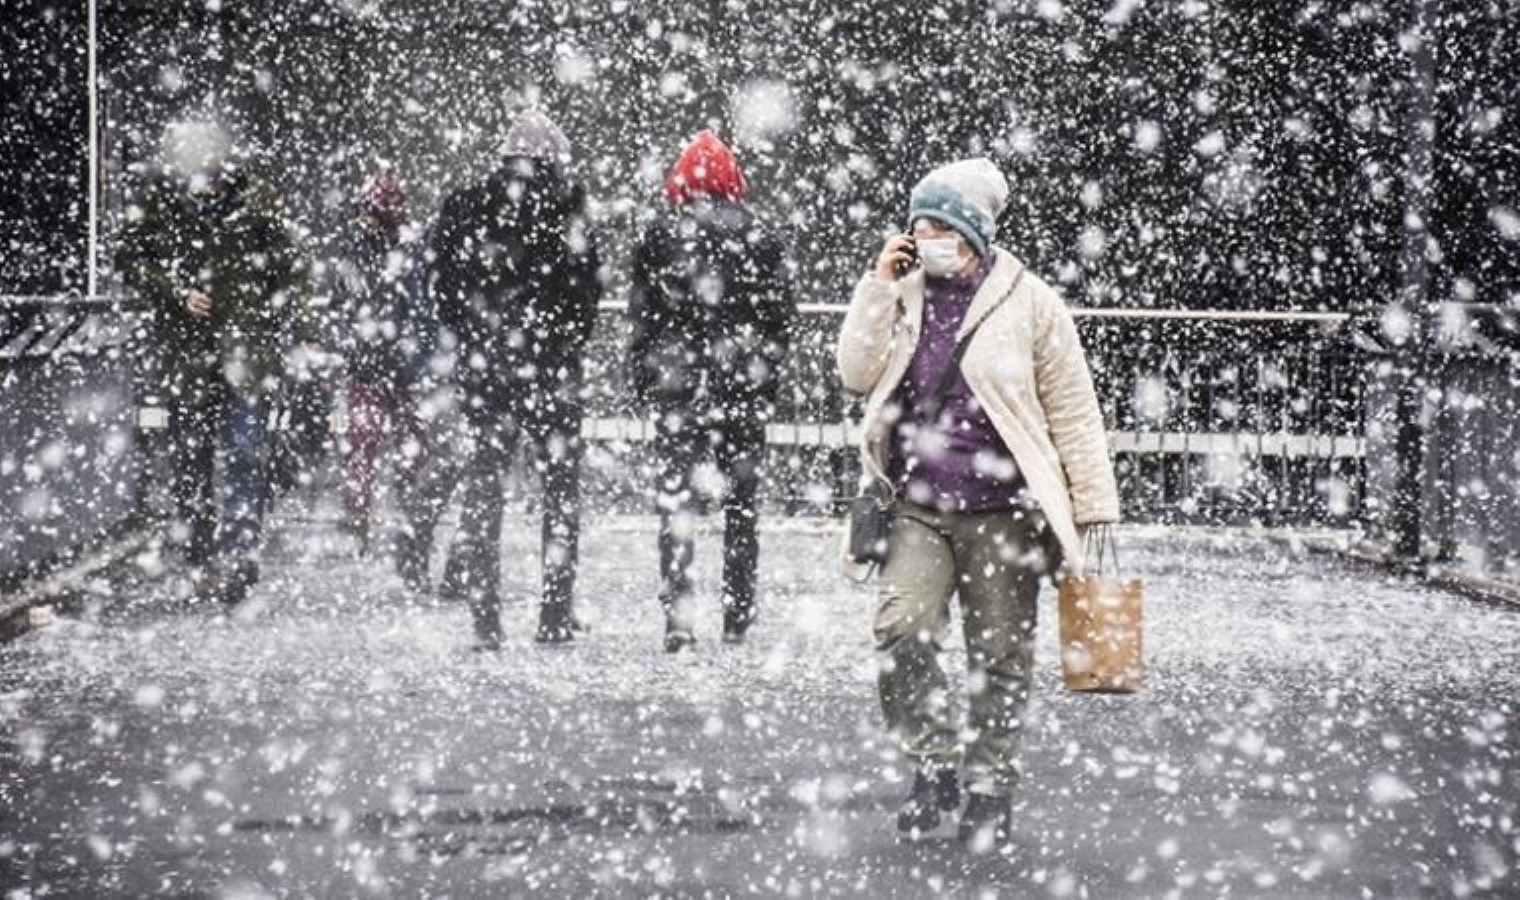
[907,180,995,257]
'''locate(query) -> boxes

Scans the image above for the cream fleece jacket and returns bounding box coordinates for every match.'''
[836,247,1121,573]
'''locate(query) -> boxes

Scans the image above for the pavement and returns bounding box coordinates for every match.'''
[2,510,1518,898]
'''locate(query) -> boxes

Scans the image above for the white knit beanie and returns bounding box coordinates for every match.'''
[503,110,572,164]
[906,158,1010,257]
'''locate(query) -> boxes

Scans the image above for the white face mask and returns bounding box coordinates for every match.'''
[917,237,966,276]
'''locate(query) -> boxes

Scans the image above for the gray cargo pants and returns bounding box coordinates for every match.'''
[873,502,1046,794]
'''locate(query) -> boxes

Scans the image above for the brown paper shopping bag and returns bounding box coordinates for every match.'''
[1058,526,1144,693]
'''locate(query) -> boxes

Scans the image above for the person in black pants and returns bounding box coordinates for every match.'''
[429,111,602,648]
[116,119,312,607]
[628,129,797,651]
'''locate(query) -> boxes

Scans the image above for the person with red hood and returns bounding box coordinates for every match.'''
[628,130,798,651]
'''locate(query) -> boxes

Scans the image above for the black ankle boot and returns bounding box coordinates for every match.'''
[472,605,504,652]
[957,792,1012,849]
[394,532,430,592]
[663,596,696,653]
[664,618,696,653]
[721,606,756,644]
[534,604,575,645]
[896,768,960,835]
[341,515,371,556]
[217,560,259,608]
[440,554,470,604]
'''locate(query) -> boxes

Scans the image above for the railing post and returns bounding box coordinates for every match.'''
[1389,0,1439,570]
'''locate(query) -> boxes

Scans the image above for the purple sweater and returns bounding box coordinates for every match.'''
[887,255,1028,512]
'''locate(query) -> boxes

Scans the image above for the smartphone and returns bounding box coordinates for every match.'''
[896,237,918,277]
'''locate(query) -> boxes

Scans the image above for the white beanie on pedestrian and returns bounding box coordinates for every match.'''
[160,119,234,185]
[503,110,572,165]
[906,158,1010,257]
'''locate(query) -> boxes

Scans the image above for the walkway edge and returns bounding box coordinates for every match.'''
[1291,532,1520,609]
[0,528,153,640]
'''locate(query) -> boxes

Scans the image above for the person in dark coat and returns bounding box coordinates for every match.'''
[628,130,797,651]
[429,111,603,648]
[115,119,312,606]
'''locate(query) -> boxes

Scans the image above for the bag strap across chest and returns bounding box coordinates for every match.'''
[918,267,1026,424]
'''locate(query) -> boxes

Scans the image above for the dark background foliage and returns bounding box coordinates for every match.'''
[3,0,1516,313]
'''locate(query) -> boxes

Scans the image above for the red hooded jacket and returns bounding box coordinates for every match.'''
[663,130,748,205]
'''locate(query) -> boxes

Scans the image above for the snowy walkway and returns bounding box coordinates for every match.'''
[2,516,1518,897]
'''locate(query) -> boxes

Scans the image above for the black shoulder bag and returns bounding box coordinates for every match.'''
[846,269,1025,573]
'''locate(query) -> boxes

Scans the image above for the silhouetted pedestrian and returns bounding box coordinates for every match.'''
[429,111,603,648]
[117,119,313,606]
[629,130,797,651]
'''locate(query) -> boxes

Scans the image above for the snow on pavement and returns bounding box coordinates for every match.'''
[2,518,1517,897]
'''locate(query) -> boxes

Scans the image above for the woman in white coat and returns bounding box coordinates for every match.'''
[836,158,1120,848]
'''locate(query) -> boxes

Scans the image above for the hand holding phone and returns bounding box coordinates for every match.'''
[185,289,214,318]
[874,234,918,282]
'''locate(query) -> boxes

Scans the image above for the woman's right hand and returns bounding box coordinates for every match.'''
[185,289,214,318]
[873,234,915,282]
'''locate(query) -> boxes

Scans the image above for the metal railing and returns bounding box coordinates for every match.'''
[571,302,1368,525]
[1358,303,1520,582]
[2,292,1372,584]
[1,297,146,587]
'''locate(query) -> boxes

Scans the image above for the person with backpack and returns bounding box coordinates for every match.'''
[628,130,798,651]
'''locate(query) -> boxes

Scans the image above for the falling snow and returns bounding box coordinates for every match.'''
[3,0,1519,897]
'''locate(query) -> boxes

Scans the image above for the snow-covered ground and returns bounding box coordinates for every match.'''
[2,514,1517,897]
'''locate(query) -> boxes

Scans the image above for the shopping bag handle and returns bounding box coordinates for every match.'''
[1081,524,1122,578]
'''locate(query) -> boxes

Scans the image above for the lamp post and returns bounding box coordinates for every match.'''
[86,0,99,302]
